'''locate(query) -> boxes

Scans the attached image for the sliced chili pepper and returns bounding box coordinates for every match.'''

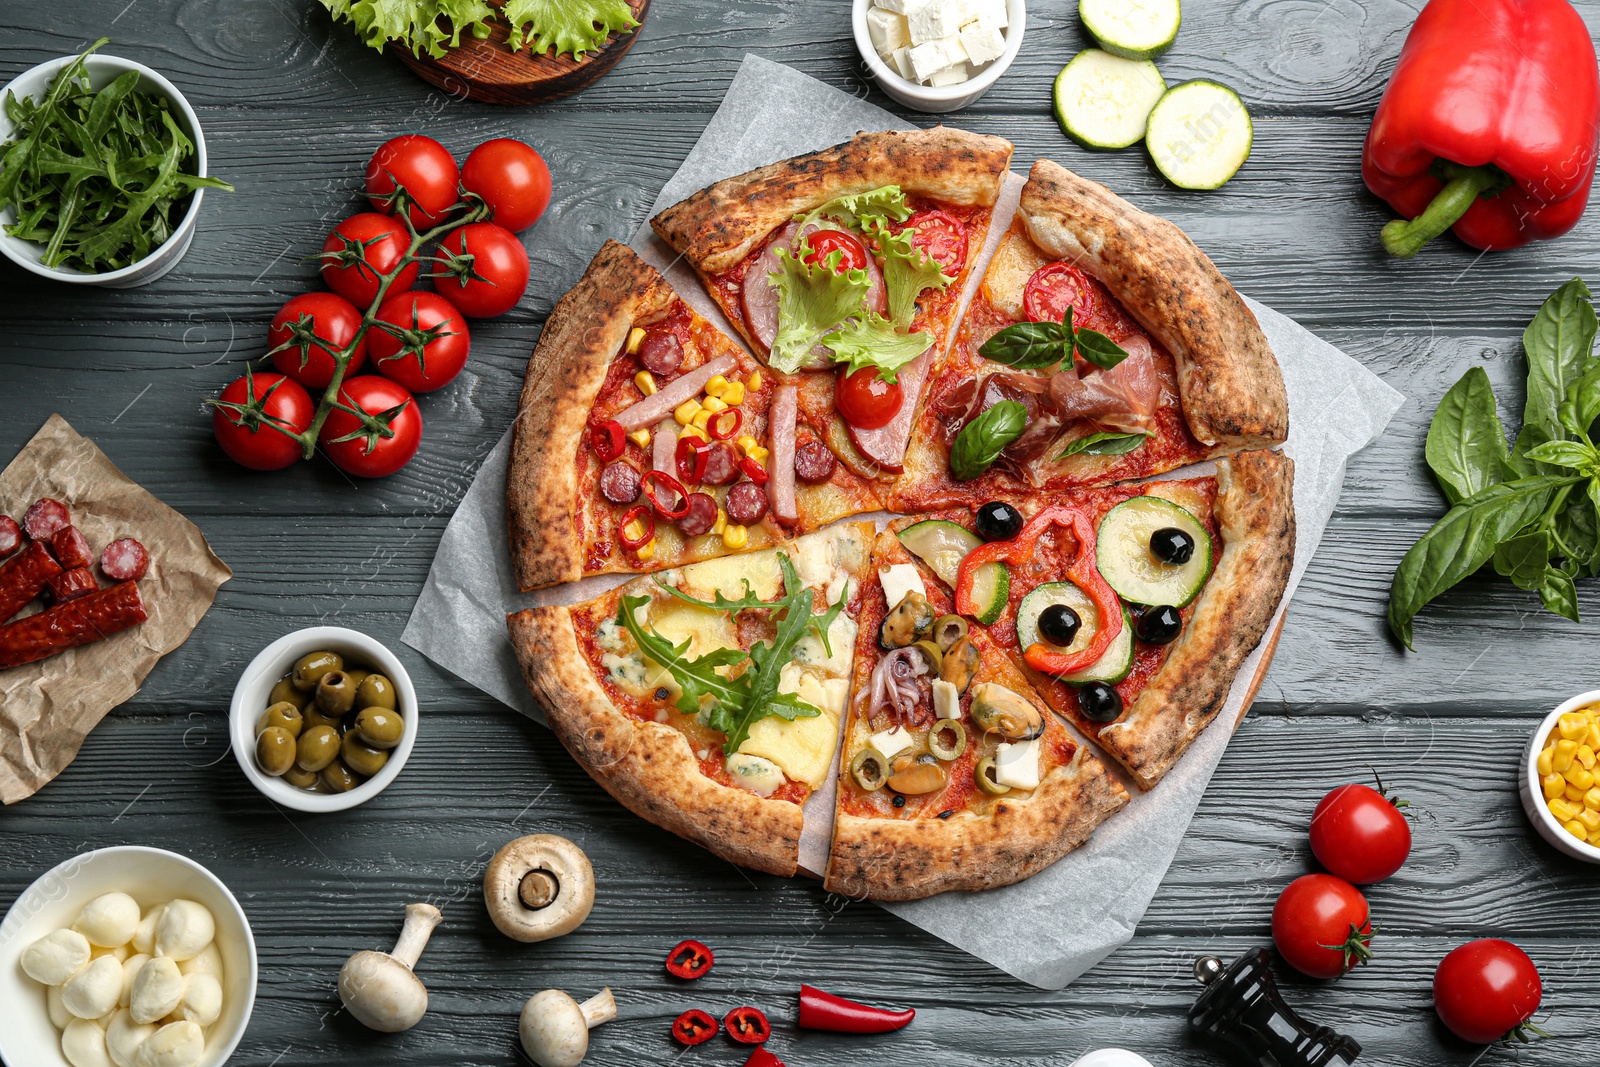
[954,505,1122,676]
[739,456,769,485]
[618,505,655,551]
[676,435,709,485]
[742,1049,785,1067]
[799,983,915,1033]
[589,419,625,462]
[724,1006,771,1045]
[671,1008,718,1046]
[641,469,691,519]
[708,407,743,440]
[665,938,714,979]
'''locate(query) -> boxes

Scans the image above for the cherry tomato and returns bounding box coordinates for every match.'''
[1433,939,1542,1043]
[1270,874,1373,980]
[1023,261,1100,326]
[321,213,419,308]
[459,138,552,232]
[835,365,903,429]
[268,292,367,391]
[1309,782,1412,885]
[364,134,460,231]
[904,209,968,272]
[369,291,470,393]
[213,371,314,471]
[434,222,530,318]
[804,229,870,273]
[318,375,423,478]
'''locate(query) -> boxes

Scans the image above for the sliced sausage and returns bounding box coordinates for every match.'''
[47,567,98,603]
[99,538,150,582]
[793,441,838,484]
[51,526,93,570]
[676,492,719,538]
[0,517,20,558]
[0,541,63,623]
[0,581,147,670]
[599,462,641,505]
[726,481,769,525]
[637,331,685,377]
[22,498,70,541]
[701,441,740,486]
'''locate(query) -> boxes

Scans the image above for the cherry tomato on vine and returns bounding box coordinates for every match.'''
[321,213,419,308]
[1433,939,1543,1044]
[365,134,460,231]
[433,222,529,318]
[1309,781,1412,885]
[318,375,423,478]
[212,371,314,471]
[268,292,367,391]
[1270,874,1373,980]
[460,138,551,232]
[369,291,471,393]
[803,229,869,273]
[835,365,903,429]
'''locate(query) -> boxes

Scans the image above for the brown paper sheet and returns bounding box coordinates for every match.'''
[0,415,232,803]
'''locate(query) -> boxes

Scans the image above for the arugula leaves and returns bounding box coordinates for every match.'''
[319,0,637,60]
[978,306,1129,372]
[949,400,1027,480]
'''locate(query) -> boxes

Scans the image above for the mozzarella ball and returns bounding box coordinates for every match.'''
[62,1017,115,1067]
[175,943,221,981]
[152,902,213,962]
[129,957,184,1025]
[63,955,125,1019]
[91,944,131,963]
[175,973,222,1027]
[120,954,150,1008]
[105,1010,156,1067]
[133,1021,204,1067]
[75,894,142,948]
[131,908,162,956]
[22,928,92,986]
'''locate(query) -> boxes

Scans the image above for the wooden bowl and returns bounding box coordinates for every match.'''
[389,0,650,106]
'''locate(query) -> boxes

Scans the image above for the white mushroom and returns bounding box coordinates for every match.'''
[105,1009,156,1067]
[518,987,616,1067]
[120,954,151,1008]
[129,957,185,1024]
[175,943,222,981]
[131,908,163,955]
[152,902,214,962]
[76,893,142,948]
[337,903,442,1032]
[63,955,125,1019]
[61,1017,114,1067]
[483,835,596,943]
[49,984,73,1028]
[23,928,93,986]
[133,1021,204,1067]
[175,973,222,1027]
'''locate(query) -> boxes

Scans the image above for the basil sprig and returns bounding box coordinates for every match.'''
[950,400,1027,480]
[978,306,1129,372]
[1058,430,1148,458]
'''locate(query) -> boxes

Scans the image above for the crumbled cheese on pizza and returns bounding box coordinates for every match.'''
[878,563,926,613]
[726,752,785,797]
[868,725,915,760]
[932,679,961,721]
[993,737,1042,790]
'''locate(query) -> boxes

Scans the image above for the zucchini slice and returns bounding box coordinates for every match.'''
[1079,0,1180,60]
[966,560,1011,626]
[1144,80,1253,190]
[1053,50,1167,150]
[1016,582,1134,684]
[898,518,1009,625]
[1095,496,1214,607]
[1064,605,1134,686]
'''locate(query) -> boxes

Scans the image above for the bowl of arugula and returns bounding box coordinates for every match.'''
[0,38,231,287]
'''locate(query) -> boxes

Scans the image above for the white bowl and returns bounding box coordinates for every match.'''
[853,0,1026,113]
[230,626,419,814]
[1519,690,1600,864]
[0,52,210,287]
[0,846,257,1067]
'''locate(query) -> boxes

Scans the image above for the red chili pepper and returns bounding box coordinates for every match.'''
[1363,0,1600,256]
[676,435,709,485]
[664,939,714,979]
[798,983,915,1033]
[739,456,769,485]
[708,407,743,440]
[671,1008,718,1046]
[742,1049,785,1067]
[589,419,625,462]
[617,505,654,551]
[954,505,1122,677]
[641,470,691,519]
[723,1006,771,1045]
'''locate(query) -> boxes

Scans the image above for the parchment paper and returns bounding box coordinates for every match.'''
[403,55,1404,987]
[0,415,232,804]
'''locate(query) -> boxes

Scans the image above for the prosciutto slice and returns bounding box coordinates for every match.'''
[741,221,887,367]
[1048,335,1165,435]
[846,349,933,475]
[614,354,737,431]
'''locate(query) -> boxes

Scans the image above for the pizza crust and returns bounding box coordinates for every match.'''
[1018,159,1289,450]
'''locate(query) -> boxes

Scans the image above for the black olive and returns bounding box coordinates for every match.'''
[1150,526,1195,565]
[974,501,1024,541]
[1078,682,1123,723]
[892,795,906,808]
[655,687,671,701]
[1137,605,1183,645]
[1038,604,1081,646]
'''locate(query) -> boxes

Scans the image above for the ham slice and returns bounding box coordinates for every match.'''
[769,384,799,524]
[742,221,887,368]
[846,350,933,475]
[614,354,736,431]
[1048,335,1163,435]
[652,418,678,473]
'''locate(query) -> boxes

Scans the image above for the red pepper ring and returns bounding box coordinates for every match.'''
[798,983,915,1033]
[664,938,714,979]
[708,407,743,440]
[723,1006,771,1045]
[738,456,769,486]
[589,419,625,462]
[742,1049,785,1067]
[676,435,709,485]
[617,505,654,551]
[671,1008,718,1046]
[640,470,692,520]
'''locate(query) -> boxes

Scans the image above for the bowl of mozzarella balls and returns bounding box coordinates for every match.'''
[0,846,257,1067]
[853,0,1025,112]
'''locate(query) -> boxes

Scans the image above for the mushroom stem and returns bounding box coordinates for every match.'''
[579,988,617,1027]
[519,870,559,909]
[391,903,442,969]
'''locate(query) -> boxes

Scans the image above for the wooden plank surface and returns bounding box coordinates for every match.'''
[3,1,1599,1065]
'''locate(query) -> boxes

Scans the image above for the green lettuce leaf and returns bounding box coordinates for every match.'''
[324,0,496,59]
[501,0,639,57]
[824,313,932,382]
[768,244,870,373]
[798,185,912,234]
[864,217,954,329]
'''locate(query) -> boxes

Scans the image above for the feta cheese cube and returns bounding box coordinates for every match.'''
[876,0,931,13]
[926,62,972,87]
[908,34,966,81]
[959,21,1006,66]
[868,726,915,760]
[963,0,1008,30]
[932,679,960,721]
[866,6,911,55]
[878,563,926,612]
[908,0,970,45]
[993,737,1042,790]
[890,45,917,80]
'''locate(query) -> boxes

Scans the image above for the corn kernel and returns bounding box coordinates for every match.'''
[691,409,713,430]
[1566,766,1596,791]
[626,428,651,448]
[1564,819,1588,842]
[1554,739,1578,773]
[711,508,727,537]
[1550,797,1580,822]
[1588,723,1600,749]
[634,370,657,396]
[679,424,708,443]
[674,400,702,426]
[636,538,655,561]
[1587,786,1600,810]
[1579,807,1600,834]
[722,524,748,550]
[1579,744,1596,769]
[626,327,646,354]
[702,396,728,413]
[1567,784,1588,803]
[623,517,649,542]
[1538,746,1555,776]
[1544,772,1568,800]
[704,375,729,398]
[748,370,763,390]
[747,446,771,463]
[735,435,761,457]
[721,381,746,405]
[1559,712,1590,740]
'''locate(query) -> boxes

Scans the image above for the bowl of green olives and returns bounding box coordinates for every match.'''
[229,627,418,813]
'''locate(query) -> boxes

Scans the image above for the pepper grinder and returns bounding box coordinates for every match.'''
[1189,948,1362,1067]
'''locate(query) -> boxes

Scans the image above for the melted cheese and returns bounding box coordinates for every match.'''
[994,737,1042,790]
[726,753,785,797]
[791,613,857,678]
[981,229,1052,318]
[790,525,868,606]
[675,550,784,602]
[878,564,926,612]
[739,666,846,790]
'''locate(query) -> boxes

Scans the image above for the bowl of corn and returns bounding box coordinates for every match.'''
[1521,692,1600,863]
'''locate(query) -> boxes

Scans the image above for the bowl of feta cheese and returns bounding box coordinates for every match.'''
[854,0,1025,112]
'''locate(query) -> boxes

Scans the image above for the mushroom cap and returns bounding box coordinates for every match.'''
[519,990,589,1067]
[483,835,595,943]
[338,949,428,1032]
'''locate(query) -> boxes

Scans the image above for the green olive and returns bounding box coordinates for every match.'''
[929,718,968,761]
[341,733,390,777]
[354,707,405,750]
[281,765,319,790]
[301,706,344,734]
[296,725,341,772]
[292,650,344,691]
[321,761,362,793]
[932,614,968,652]
[911,639,943,674]
[355,673,397,711]
[344,668,369,689]
[268,677,308,711]
[975,756,1011,795]
[255,702,304,739]
[315,671,356,716]
[849,747,888,791]
[255,727,297,777]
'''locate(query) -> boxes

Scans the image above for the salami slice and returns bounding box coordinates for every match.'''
[51,526,93,570]
[0,517,20,558]
[701,441,740,486]
[47,567,98,603]
[793,441,838,484]
[99,538,150,582]
[0,580,147,671]
[599,462,641,505]
[637,331,685,377]
[0,541,63,623]
[676,492,719,538]
[22,498,70,541]
[725,482,769,526]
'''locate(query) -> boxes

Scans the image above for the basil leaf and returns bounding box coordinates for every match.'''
[1058,431,1148,457]
[1555,487,1600,576]
[1492,530,1551,591]
[1073,327,1130,370]
[949,400,1028,480]
[1425,366,1508,506]
[1521,277,1596,444]
[1560,358,1600,440]
[978,320,1072,370]
[1523,440,1599,471]
[1539,567,1581,622]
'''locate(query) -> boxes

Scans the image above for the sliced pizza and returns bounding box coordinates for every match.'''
[893,450,1295,789]
[506,241,884,591]
[893,158,1290,511]
[507,523,874,876]
[651,128,1014,479]
[825,530,1129,900]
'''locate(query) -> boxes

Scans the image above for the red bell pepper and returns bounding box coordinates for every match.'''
[798,983,915,1033]
[1363,0,1600,257]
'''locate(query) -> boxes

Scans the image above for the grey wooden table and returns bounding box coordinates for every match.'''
[3,1,1599,1064]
